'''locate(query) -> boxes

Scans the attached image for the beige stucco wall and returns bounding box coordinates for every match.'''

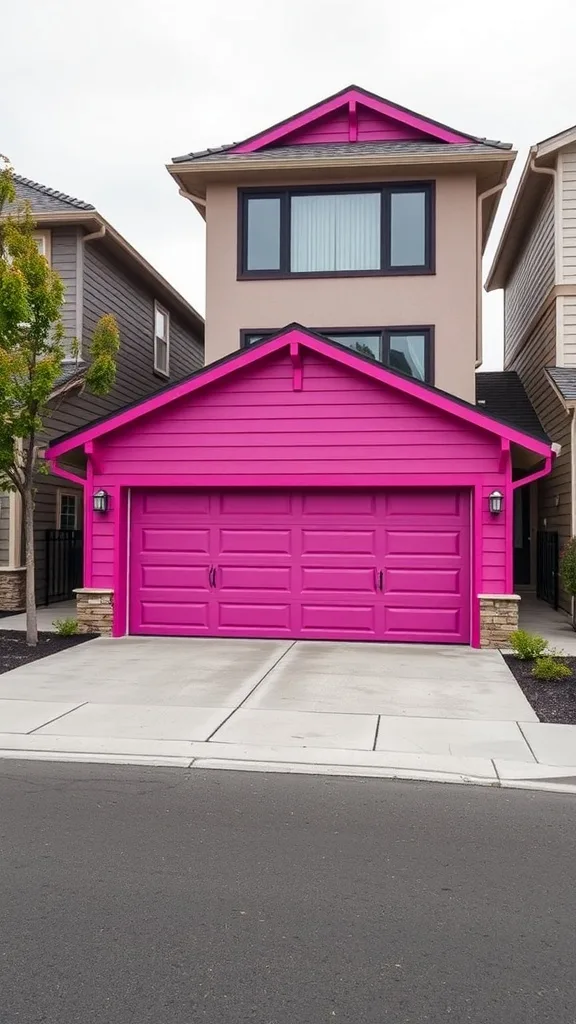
[205,173,478,402]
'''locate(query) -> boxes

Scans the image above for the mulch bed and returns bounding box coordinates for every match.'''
[503,655,576,724]
[0,630,97,675]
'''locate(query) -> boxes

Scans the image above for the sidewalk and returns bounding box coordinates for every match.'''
[1,695,576,794]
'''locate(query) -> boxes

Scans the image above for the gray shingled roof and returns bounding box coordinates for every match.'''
[475,371,549,441]
[173,139,511,164]
[10,175,94,213]
[546,367,576,401]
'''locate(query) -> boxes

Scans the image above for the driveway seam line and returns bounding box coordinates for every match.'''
[372,715,381,751]
[26,702,90,735]
[516,722,540,763]
[205,641,299,742]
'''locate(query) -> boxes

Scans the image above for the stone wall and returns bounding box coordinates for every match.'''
[479,595,520,648]
[0,568,26,611]
[74,588,114,635]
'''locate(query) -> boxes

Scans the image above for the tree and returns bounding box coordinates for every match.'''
[0,156,120,645]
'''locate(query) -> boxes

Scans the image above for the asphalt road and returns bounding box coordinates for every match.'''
[1,763,575,1024]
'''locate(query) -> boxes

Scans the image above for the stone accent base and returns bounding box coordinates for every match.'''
[74,588,114,635]
[0,568,26,611]
[479,594,520,648]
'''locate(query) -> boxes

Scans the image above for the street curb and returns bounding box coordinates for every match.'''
[0,746,575,794]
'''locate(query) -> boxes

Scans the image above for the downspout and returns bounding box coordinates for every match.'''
[531,157,562,363]
[511,450,557,491]
[476,182,506,368]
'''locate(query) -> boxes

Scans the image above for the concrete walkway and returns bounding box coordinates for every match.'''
[519,594,576,653]
[0,600,76,632]
[0,636,575,792]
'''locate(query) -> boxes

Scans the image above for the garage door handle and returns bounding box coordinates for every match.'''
[379,570,384,591]
[211,566,218,588]
[209,566,215,588]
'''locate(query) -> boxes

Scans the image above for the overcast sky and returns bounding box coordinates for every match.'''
[3,0,576,368]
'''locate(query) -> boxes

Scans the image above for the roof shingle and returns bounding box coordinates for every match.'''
[11,175,95,213]
[172,140,512,164]
[546,367,576,402]
[475,371,549,441]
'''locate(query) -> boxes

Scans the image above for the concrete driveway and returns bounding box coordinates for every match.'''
[0,634,545,765]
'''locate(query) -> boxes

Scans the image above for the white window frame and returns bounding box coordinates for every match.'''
[33,230,51,264]
[154,301,170,377]
[56,490,80,531]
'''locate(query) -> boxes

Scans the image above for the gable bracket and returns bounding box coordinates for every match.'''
[498,437,510,473]
[290,339,303,391]
[349,98,358,142]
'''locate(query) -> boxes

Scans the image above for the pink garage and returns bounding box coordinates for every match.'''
[47,327,553,647]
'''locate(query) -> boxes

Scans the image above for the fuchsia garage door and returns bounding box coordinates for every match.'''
[129,489,471,644]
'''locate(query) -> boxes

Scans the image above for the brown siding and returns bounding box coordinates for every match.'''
[51,227,82,358]
[504,186,555,365]
[33,239,204,603]
[509,302,572,611]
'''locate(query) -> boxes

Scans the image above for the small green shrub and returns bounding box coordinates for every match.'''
[52,617,79,636]
[560,537,576,597]
[509,629,548,660]
[532,656,572,681]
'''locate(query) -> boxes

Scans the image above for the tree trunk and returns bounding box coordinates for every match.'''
[23,488,37,646]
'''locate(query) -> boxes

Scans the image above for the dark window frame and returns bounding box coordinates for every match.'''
[239,326,435,384]
[238,182,435,280]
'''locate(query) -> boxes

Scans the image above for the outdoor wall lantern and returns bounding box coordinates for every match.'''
[93,489,110,513]
[488,490,503,515]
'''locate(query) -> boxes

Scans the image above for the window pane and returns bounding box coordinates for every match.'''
[59,495,78,530]
[388,333,427,380]
[155,307,167,339]
[325,333,381,361]
[156,338,168,373]
[291,193,380,272]
[246,197,281,270]
[390,191,427,267]
[244,333,270,346]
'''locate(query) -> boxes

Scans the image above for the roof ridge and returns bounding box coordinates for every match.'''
[13,174,95,211]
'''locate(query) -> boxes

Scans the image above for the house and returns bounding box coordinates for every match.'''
[486,125,576,613]
[46,86,554,647]
[0,175,204,611]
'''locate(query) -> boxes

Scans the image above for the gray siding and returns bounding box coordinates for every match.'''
[33,237,203,602]
[560,146,576,282]
[509,302,572,612]
[504,186,555,365]
[50,228,81,358]
[562,294,576,365]
[0,495,10,566]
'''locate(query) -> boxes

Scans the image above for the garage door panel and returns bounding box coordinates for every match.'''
[385,568,463,594]
[217,603,292,630]
[219,566,292,592]
[302,492,376,516]
[301,567,377,593]
[385,606,464,640]
[385,530,464,556]
[385,490,463,517]
[141,528,211,554]
[141,565,211,590]
[139,601,211,630]
[218,529,292,555]
[302,529,377,556]
[301,603,377,634]
[218,492,293,516]
[139,491,211,517]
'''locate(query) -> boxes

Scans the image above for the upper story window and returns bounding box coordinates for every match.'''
[154,302,170,377]
[239,183,434,279]
[241,327,434,383]
[33,231,51,262]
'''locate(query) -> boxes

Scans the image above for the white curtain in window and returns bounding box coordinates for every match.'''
[291,193,380,272]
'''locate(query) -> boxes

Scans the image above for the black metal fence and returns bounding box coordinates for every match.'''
[45,530,83,604]
[536,530,559,609]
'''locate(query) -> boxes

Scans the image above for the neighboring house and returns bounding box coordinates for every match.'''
[486,126,576,613]
[0,175,204,611]
[47,85,554,647]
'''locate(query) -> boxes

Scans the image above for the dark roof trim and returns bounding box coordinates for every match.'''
[13,174,95,211]
[48,324,553,453]
[172,84,511,163]
[475,371,549,442]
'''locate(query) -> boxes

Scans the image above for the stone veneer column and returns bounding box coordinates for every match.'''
[478,594,520,648]
[74,588,114,635]
[0,568,26,611]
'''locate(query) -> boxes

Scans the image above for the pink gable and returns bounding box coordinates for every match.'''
[230,86,476,153]
[87,346,508,600]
